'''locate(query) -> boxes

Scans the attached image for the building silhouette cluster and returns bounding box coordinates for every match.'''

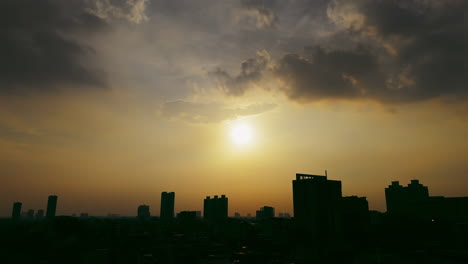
[4,172,468,263]
[11,195,58,220]
[385,180,468,222]
[292,172,369,246]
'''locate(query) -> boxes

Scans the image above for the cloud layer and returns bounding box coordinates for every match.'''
[214,0,468,105]
[161,101,276,123]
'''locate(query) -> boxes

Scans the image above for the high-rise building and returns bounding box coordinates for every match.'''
[256,206,275,220]
[46,195,58,218]
[137,205,150,219]
[12,202,22,220]
[292,172,342,242]
[160,192,175,222]
[203,195,228,224]
[385,180,429,213]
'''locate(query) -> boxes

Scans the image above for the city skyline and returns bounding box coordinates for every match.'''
[1,0,468,220]
[5,173,466,218]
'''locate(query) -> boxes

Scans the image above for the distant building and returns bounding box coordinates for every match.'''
[385,180,429,213]
[36,209,44,219]
[204,195,228,224]
[278,213,291,218]
[46,195,58,218]
[234,212,241,218]
[26,209,35,219]
[195,211,202,218]
[12,202,22,220]
[80,213,89,219]
[256,206,275,220]
[160,192,175,222]
[292,172,342,243]
[177,211,198,224]
[137,205,151,220]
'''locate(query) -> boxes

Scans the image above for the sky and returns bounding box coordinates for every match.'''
[1,0,467,217]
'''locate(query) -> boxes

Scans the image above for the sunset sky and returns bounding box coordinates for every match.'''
[1,0,467,217]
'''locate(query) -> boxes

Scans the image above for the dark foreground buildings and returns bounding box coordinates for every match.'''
[292,172,370,245]
[385,180,468,222]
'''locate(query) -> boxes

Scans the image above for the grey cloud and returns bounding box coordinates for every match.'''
[239,0,279,29]
[217,0,468,104]
[161,100,276,123]
[274,46,382,102]
[209,50,271,96]
[0,0,112,93]
[325,0,468,103]
[87,0,149,24]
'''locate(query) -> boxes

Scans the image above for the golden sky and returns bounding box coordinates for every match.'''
[1,0,467,216]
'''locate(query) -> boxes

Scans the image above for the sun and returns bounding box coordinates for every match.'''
[230,123,253,145]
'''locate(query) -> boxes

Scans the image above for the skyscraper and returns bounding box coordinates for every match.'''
[137,205,151,220]
[292,172,342,242]
[12,202,22,220]
[160,192,175,222]
[46,195,58,218]
[203,195,228,224]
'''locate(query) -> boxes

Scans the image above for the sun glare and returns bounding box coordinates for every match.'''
[230,123,253,145]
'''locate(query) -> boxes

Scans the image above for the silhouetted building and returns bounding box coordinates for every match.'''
[292,172,342,243]
[256,206,275,220]
[339,196,370,242]
[385,180,468,222]
[12,202,22,220]
[137,205,150,220]
[46,195,58,218]
[234,212,241,218]
[160,192,175,222]
[35,209,44,219]
[80,213,89,219]
[278,213,291,218]
[204,195,228,224]
[26,209,34,219]
[385,180,429,213]
[177,211,197,222]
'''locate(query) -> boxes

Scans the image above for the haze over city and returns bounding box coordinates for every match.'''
[1,0,468,218]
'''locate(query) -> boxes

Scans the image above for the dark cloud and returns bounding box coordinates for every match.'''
[0,0,110,93]
[209,50,271,96]
[161,100,276,123]
[217,0,468,104]
[274,46,382,102]
[239,0,279,29]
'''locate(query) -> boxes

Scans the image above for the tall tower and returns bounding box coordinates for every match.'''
[160,192,175,222]
[46,195,58,218]
[292,173,342,242]
[12,202,22,220]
